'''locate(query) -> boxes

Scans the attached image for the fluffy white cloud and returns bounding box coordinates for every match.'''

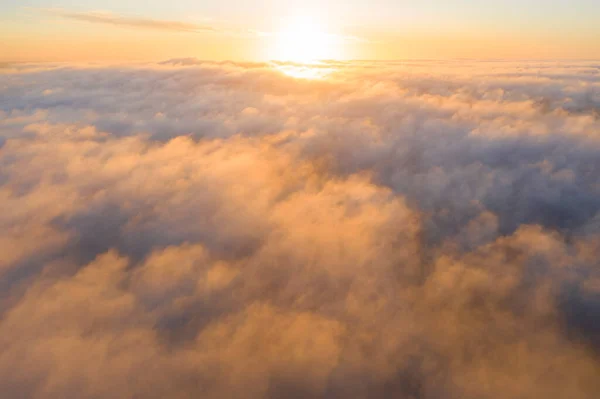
[0,60,599,398]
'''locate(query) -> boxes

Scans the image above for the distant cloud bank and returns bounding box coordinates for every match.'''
[0,60,599,398]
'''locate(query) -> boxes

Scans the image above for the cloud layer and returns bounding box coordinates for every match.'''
[1,60,600,398]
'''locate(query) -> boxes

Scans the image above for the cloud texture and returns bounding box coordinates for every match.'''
[1,59,600,398]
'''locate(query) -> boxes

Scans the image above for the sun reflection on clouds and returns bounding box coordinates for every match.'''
[272,62,336,79]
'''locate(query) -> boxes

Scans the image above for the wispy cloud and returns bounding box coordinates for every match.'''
[43,9,218,33]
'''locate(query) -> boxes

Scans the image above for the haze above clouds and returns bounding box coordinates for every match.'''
[1,60,600,398]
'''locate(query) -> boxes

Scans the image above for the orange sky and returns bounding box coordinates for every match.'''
[1,3,599,62]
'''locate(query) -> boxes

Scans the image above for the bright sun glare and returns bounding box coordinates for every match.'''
[271,17,343,64]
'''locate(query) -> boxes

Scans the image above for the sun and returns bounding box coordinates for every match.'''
[270,17,343,63]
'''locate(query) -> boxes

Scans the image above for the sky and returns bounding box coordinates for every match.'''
[1,0,600,61]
